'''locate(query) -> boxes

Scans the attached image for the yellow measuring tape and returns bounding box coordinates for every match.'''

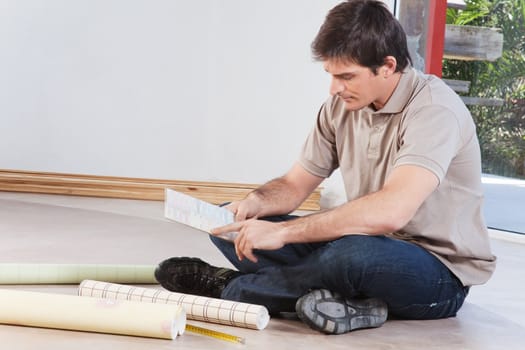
[186,324,246,344]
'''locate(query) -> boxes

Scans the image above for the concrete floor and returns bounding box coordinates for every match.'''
[482,174,525,234]
[0,191,523,350]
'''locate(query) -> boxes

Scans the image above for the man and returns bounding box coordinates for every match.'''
[155,0,496,334]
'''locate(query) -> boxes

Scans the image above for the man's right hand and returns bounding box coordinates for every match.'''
[224,198,262,222]
[224,162,324,222]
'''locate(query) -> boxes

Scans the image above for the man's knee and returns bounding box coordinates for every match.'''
[209,234,236,251]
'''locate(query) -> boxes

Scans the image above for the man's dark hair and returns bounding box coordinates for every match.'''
[311,0,412,74]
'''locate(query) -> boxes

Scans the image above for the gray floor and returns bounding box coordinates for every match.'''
[483,174,525,234]
[0,191,524,350]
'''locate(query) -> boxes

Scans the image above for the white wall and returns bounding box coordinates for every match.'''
[0,0,394,206]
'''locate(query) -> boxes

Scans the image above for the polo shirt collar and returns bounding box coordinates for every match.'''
[364,67,417,115]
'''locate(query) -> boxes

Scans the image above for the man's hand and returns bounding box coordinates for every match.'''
[224,199,262,221]
[211,219,286,263]
[224,162,324,222]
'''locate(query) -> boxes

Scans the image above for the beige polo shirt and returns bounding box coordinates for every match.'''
[299,67,496,286]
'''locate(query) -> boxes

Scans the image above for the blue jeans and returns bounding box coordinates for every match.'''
[210,214,469,319]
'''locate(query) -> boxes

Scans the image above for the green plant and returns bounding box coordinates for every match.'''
[443,0,525,178]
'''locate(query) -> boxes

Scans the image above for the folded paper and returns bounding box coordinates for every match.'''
[164,188,236,240]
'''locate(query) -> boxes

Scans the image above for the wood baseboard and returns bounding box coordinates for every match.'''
[0,169,321,211]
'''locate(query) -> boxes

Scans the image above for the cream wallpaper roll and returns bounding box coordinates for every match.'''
[0,288,185,339]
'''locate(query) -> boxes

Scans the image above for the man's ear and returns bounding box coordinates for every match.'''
[382,56,398,78]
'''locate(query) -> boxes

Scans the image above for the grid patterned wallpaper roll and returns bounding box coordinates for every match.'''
[79,280,270,330]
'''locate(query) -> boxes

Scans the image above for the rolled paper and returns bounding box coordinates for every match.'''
[0,263,157,284]
[79,280,270,330]
[0,288,186,339]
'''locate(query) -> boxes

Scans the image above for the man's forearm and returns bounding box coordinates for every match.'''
[248,177,309,217]
[279,194,392,244]
[279,165,440,244]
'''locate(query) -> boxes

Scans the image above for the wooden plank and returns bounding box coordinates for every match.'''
[0,170,321,211]
[447,0,466,10]
[461,96,504,106]
[443,79,471,93]
[444,25,503,61]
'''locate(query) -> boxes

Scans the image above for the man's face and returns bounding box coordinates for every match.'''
[324,59,386,111]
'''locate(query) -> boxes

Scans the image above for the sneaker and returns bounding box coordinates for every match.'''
[296,289,387,334]
[155,257,241,298]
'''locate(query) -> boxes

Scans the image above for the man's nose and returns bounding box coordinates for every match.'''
[329,77,344,96]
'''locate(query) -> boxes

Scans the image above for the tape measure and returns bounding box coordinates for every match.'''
[186,323,246,344]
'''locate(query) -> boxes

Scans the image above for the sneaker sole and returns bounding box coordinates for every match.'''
[296,289,388,334]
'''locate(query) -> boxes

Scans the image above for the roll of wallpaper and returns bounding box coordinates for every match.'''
[79,280,270,330]
[0,288,186,339]
[0,263,157,284]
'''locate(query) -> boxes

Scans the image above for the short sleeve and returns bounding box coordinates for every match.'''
[394,104,465,182]
[298,101,339,178]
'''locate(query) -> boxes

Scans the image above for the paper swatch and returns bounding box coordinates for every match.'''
[0,288,186,339]
[79,280,270,330]
[0,263,157,284]
[164,189,236,240]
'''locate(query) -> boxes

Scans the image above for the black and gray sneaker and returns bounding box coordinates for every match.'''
[296,289,388,334]
[155,257,241,298]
